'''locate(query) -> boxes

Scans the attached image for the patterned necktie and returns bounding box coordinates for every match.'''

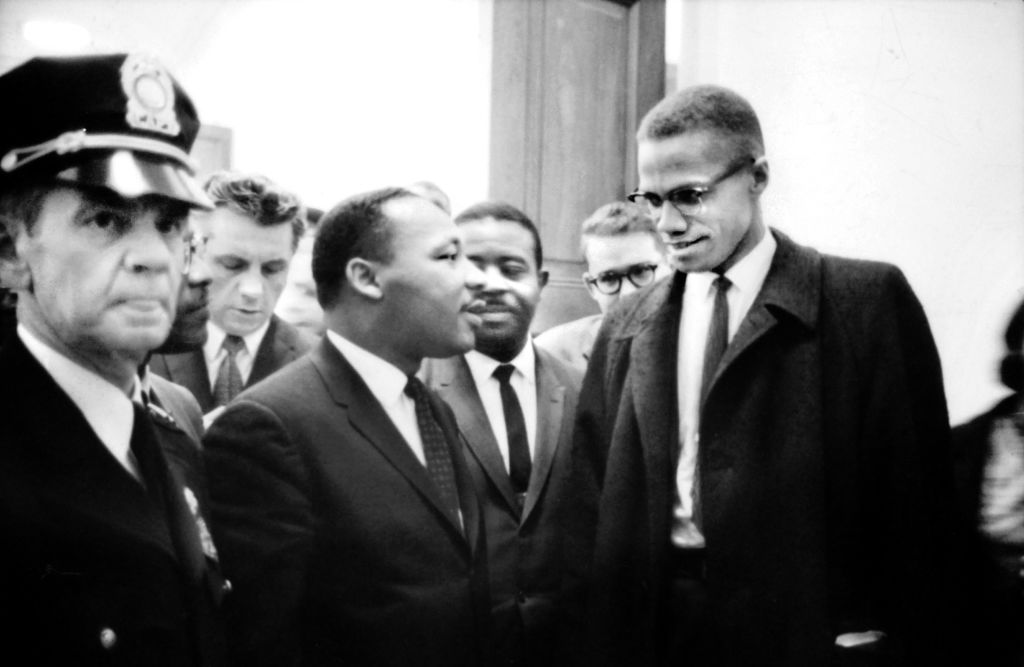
[493,364,531,495]
[212,334,245,407]
[404,376,463,527]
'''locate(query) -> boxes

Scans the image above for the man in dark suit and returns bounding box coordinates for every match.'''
[0,53,227,666]
[565,84,957,666]
[421,201,582,666]
[202,186,491,666]
[151,171,312,418]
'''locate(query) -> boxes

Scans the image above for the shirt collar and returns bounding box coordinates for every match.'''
[204,319,272,363]
[464,341,536,387]
[325,329,410,410]
[17,324,137,466]
[684,227,777,297]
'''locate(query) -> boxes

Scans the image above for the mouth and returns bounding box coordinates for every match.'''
[463,298,487,327]
[664,235,707,251]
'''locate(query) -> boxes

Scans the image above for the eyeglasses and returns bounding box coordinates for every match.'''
[584,262,660,295]
[627,157,754,218]
[182,232,208,274]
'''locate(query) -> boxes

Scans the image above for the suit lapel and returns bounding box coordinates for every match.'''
[158,350,213,412]
[248,315,281,387]
[311,340,470,545]
[522,350,565,523]
[433,357,520,516]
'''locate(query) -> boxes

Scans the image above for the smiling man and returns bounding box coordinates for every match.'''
[202,187,491,666]
[421,201,583,666]
[151,171,312,415]
[566,85,958,666]
[0,53,226,666]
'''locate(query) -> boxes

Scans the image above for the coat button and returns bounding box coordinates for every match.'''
[222,579,233,594]
[99,627,117,649]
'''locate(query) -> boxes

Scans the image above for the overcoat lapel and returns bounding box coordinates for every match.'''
[432,357,520,517]
[522,352,565,523]
[158,350,213,410]
[310,340,471,547]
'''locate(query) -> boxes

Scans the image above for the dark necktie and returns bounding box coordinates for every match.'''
[700,274,731,407]
[212,334,245,407]
[404,376,463,527]
[493,364,531,495]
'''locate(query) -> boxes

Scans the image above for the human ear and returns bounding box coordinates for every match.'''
[345,257,383,300]
[538,270,549,290]
[0,216,31,291]
[751,157,770,193]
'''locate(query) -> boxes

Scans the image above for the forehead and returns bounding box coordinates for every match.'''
[637,130,736,190]
[585,232,662,272]
[460,217,537,258]
[201,206,294,257]
[384,196,458,254]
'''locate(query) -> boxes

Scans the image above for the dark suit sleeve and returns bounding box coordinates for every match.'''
[203,400,315,667]
[831,264,959,663]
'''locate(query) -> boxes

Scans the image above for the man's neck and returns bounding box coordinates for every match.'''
[475,336,529,364]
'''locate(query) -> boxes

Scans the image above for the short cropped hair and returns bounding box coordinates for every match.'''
[0,182,52,234]
[312,187,412,309]
[637,84,765,159]
[204,171,305,250]
[454,200,543,269]
[579,200,663,259]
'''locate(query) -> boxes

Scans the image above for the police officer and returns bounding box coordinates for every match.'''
[0,53,227,666]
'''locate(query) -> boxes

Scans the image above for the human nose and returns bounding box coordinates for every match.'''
[463,257,485,291]
[237,269,264,300]
[479,264,508,292]
[655,203,689,236]
[125,221,176,274]
[186,249,212,288]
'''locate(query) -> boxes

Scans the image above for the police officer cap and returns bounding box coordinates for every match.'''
[0,53,212,209]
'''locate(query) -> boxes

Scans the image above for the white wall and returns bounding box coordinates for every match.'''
[0,0,493,215]
[668,0,1024,423]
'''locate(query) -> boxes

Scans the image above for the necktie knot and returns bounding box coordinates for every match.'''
[713,274,731,293]
[222,334,245,356]
[493,363,515,385]
[404,375,427,401]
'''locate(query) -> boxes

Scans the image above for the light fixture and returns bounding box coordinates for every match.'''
[22,20,92,53]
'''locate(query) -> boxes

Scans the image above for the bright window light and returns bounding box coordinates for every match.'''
[22,20,92,53]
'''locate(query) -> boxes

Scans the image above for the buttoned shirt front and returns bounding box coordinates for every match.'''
[464,343,538,472]
[672,230,777,547]
[326,330,427,465]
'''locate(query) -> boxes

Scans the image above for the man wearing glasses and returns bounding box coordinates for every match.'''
[565,85,957,666]
[535,201,667,374]
[0,53,227,665]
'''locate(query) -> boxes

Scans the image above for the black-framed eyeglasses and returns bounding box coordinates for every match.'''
[182,232,208,274]
[584,262,659,295]
[627,156,754,218]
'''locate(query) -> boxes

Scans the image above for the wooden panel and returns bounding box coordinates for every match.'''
[489,0,665,333]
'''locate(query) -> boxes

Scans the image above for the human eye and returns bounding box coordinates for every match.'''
[666,187,705,208]
[501,261,528,278]
[82,208,131,235]
[155,213,186,235]
[218,256,246,272]
[262,261,287,277]
[627,263,657,286]
[595,270,623,292]
[628,191,662,210]
[437,245,460,262]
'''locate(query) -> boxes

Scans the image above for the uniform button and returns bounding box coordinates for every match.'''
[516,591,527,604]
[222,579,233,594]
[99,627,117,649]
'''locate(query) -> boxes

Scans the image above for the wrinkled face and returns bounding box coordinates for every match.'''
[637,130,765,274]
[375,197,484,366]
[460,217,546,361]
[160,216,212,353]
[583,232,667,313]
[7,185,186,367]
[274,231,324,337]
[201,207,296,337]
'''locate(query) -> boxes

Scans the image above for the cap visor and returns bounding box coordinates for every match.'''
[55,149,213,210]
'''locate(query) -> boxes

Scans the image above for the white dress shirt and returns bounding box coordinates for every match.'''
[18,324,142,480]
[325,330,426,465]
[672,230,777,547]
[464,344,538,472]
[203,319,272,389]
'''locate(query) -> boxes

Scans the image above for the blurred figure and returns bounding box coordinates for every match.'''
[275,206,325,338]
[0,53,226,666]
[151,172,312,417]
[534,201,667,373]
[408,179,452,215]
[952,297,1024,667]
[421,201,582,666]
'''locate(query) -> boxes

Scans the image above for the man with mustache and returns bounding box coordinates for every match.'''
[0,53,227,666]
[565,85,957,666]
[150,171,312,419]
[202,187,491,666]
[421,201,582,666]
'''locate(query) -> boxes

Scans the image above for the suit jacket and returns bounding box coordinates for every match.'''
[422,347,582,667]
[534,314,603,376]
[951,394,1024,666]
[148,370,205,443]
[566,230,957,667]
[0,335,227,667]
[202,337,490,667]
[150,315,313,413]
